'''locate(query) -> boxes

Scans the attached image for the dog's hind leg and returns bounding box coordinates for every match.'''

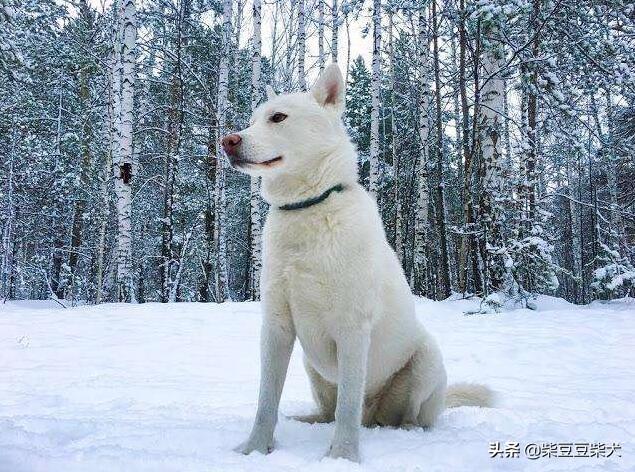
[417,379,447,428]
[403,346,447,428]
[374,342,447,428]
[290,357,336,424]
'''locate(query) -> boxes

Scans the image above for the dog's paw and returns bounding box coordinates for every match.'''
[325,442,360,463]
[400,421,421,431]
[288,413,334,424]
[233,435,274,456]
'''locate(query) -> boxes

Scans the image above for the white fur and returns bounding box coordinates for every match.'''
[230,64,492,463]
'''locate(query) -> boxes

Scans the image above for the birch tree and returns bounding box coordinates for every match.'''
[413,3,431,296]
[331,0,338,62]
[369,0,382,197]
[387,8,402,261]
[2,0,633,303]
[112,0,136,303]
[213,0,232,301]
[478,14,506,295]
[297,0,307,90]
[317,0,325,71]
[249,0,263,300]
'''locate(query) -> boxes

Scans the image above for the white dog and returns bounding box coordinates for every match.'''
[223,64,494,463]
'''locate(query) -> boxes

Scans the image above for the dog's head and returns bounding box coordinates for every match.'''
[221,64,349,178]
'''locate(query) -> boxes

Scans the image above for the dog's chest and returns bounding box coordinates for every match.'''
[266,214,349,378]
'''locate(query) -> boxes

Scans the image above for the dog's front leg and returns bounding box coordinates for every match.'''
[235,306,295,456]
[326,328,370,462]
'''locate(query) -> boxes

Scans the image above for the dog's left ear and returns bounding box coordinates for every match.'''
[311,64,345,113]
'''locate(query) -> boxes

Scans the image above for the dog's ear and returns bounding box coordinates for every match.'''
[266,85,277,99]
[311,64,344,113]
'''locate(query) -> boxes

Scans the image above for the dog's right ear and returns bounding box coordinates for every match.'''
[266,85,277,100]
[311,64,345,114]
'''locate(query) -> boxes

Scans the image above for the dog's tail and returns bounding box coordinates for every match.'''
[446,382,497,408]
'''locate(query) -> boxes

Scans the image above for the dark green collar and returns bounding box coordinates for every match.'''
[278,184,345,211]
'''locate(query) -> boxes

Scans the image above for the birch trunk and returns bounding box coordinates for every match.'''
[318,0,325,71]
[478,24,506,293]
[297,0,306,91]
[249,0,263,300]
[284,1,295,91]
[96,24,119,304]
[112,0,136,302]
[369,0,381,197]
[413,4,431,296]
[388,10,403,261]
[331,0,338,63]
[214,0,232,302]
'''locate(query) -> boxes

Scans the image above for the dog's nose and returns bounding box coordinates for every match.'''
[221,133,242,157]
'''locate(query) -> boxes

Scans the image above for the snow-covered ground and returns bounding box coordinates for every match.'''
[1,296,633,472]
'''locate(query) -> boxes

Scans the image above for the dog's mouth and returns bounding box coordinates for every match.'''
[259,156,283,166]
[233,155,283,168]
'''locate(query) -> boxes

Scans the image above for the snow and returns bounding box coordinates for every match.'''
[1,296,634,472]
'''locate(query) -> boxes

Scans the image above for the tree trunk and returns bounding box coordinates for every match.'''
[50,85,65,300]
[67,67,93,301]
[1,122,17,300]
[249,0,263,300]
[369,0,382,198]
[388,10,403,260]
[214,0,232,302]
[526,0,540,226]
[432,0,451,299]
[297,0,306,91]
[113,0,136,302]
[478,21,506,293]
[160,0,189,302]
[456,0,480,295]
[413,3,431,296]
[317,0,325,71]
[331,0,338,63]
[199,117,217,302]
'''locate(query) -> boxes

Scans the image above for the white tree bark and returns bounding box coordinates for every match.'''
[479,24,506,292]
[317,0,325,71]
[297,0,307,91]
[214,0,232,301]
[112,0,136,302]
[369,0,381,197]
[249,0,263,300]
[331,0,338,63]
[388,10,402,261]
[480,45,505,202]
[413,5,431,295]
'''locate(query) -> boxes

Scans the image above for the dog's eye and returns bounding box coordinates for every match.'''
[270,113,287,123]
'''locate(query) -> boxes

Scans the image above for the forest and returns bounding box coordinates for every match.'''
[0,0,633,309]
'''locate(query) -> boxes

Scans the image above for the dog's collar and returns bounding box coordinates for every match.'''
[278,184,345,211]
